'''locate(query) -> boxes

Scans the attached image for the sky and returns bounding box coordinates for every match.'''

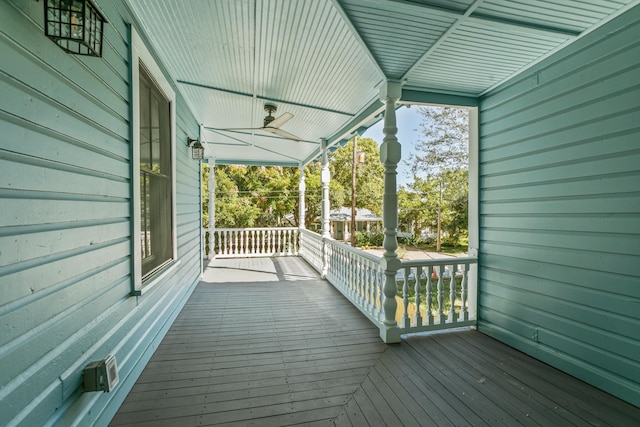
[362,105,422,187]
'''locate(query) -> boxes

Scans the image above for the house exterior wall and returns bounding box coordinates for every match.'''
[0,1,201,426]
[478,5,640,406]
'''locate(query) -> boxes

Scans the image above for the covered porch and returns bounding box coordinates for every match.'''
[2,0,639,425]
[111,256,640,426]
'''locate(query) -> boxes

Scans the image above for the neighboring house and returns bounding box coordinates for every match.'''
[1,1,639,426]
[322,207,382,241]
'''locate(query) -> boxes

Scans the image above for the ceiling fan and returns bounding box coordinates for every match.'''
[220,103,302,141]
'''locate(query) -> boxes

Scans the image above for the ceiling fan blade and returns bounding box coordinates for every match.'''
[263,127,302,142]
[267,112,293,129]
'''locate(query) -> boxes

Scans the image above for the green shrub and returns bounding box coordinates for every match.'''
[354,231,370,247]
[354,231,384,247]
[369,232,384,246]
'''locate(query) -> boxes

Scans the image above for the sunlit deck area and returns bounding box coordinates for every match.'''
[111,257,640,426]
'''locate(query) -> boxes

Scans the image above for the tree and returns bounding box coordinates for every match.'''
[214,165,262,227]
[329,137,384,215]
[204,165,298,228]
[407,106,469,249]
[398,187,431,236]
[201,137,384,231]
[409,107,469,177]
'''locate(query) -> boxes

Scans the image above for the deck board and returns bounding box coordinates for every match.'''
[111,257,640,426]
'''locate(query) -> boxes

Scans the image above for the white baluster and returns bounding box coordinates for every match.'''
[276,229,281,255]
[426,267,433,325]
[340,247,345,288]
[460,263,469,321]
[415,267,423,326]
[402,268,410,328]
[449,264,457,323]
[352,253,357,296]
[359,260,364,304]
[437,265,445,324]
[365,261,372,312]
[223,230,228,255]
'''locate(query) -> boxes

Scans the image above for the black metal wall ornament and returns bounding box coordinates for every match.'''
[44,0,107,57]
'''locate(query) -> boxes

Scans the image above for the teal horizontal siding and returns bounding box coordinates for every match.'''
[478,5,640,407]
[0,1,202,426]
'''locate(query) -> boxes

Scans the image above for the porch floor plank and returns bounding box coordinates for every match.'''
[111,257,640,426]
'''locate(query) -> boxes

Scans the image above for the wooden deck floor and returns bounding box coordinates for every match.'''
[111,257,640,426]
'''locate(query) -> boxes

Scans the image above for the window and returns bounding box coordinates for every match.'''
[131,27,177,291]
[139,65,173,278]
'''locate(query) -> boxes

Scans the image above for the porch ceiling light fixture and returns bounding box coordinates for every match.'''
[187,137,205,160]
[44,0,107,57]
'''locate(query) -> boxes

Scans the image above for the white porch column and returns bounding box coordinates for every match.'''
[320,138,331,278]
[379,81,402,343]
[298,164,306,229]
[321,139,331,239]
[208,160,215,259]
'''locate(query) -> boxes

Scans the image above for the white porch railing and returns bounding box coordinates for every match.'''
[324,238,385,327]
[211,227,299,258]
[396,258,477,333]
[299,229,324,273]
[207,227,477,340]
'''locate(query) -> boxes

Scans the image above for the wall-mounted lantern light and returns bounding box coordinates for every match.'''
[187,137,205,160]
[44,0,107,57]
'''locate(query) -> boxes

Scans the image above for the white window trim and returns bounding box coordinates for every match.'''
[131,25,178,293]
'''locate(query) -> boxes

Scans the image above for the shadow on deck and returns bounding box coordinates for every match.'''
[111,257,640,426]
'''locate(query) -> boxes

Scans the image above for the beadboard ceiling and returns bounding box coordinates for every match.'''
[126,0,639,166]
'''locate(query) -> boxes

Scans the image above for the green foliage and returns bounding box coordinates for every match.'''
[354,231,384,247]
[403,106,470,247]
[354,231,370,247]
[329,137,384,216]
[409,106,469,176]
[202,142,384,229]
[300,138,384,228]
[203,164,299,228]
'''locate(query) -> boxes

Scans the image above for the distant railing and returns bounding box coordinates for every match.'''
[212,228,299,258]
